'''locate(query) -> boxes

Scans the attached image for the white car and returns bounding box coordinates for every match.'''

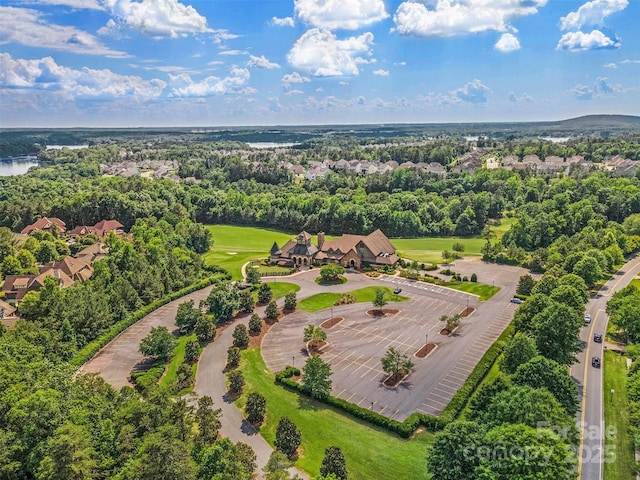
[584,313,591,325]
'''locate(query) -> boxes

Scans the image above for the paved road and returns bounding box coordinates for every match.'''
[81,286,213,388]
[573,255,640,480]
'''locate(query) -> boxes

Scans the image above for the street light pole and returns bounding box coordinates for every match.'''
[292,356,295,368]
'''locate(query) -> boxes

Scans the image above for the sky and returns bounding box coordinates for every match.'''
[0,0,638,127]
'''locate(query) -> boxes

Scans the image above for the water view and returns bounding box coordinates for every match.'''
[0,156,40,176]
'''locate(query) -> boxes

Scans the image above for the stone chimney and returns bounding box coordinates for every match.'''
[317,232,325,249]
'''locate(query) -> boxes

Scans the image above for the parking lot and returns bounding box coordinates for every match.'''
[262,261,527,420]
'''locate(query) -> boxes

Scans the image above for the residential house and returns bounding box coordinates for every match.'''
[69,219,124,239]
[75,243,108,264]
[21,217,66,236]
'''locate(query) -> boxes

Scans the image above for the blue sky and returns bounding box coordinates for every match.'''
[0,0,638,127]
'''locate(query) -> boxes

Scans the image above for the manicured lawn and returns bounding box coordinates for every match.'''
[298,286,409,313]
[202,250,261,280]
[159,333,197,389]
[603,350,635,480]
[448,282,501,301]
[491,217,517,239]
[394,237,485,264]
[266,282,300,300]
[236,349,433,480]
[256,265,292,274]
[630,277,640,291]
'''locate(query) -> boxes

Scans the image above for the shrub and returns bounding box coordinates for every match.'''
[227,369,245,395]
[275,417,301,458]
[462,276,468,282]
[265,300,280,321]
[284,292,297,311]
[245,392,267,425]
[470,273,478,282]
[257,283,273,304]
[248,313,262,335]
[184,339,200,363]
[226,347,241,369]
[232,324,250,349]
[195,315,216,344]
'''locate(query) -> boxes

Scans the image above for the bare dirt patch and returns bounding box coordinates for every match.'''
[321,317,344,329]
[366,308,400,317]
[414,343,438,358]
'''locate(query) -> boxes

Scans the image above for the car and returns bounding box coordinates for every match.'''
[594,333,603,343]
[393,287,402,294]
[584,313,592,325]
[510,297,523,304]
[592,356,601,368]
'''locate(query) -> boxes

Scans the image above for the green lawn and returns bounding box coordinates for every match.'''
[236,349,433,479]
[394,237,485,265]
[448,283,501,301]
[256,265,292,274]
[604,350,635,480]
[298,286,409,313]
[266,282,300,300]
[159,333,196,389]
[630,277,640,291]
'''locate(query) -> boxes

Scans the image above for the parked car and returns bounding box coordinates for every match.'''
[393,287,402,294]
[594,333,603,343]
[584,313,591,325]
[510,297,523,304]
[592,356,601,368]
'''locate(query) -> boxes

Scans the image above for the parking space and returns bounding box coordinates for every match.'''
[261,261,529,421]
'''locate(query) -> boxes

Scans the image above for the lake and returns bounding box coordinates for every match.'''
[0,156,40,176]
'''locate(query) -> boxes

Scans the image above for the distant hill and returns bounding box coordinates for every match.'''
[1,114,638,156]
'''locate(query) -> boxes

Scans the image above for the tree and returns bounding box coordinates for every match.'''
[573,256,602,287]
[550,284,585,313]
[516,274,536,296]
[258,282,273,304]
[477,423,575,480]
[275,417,301,459]
[175,299,200,334]
[239,289,255,313]
[372,288,387,312]
[0,226,16,262]
[174,362,194,391]
[266,300,280,321]
[440,313,461,333]
[139,326,176,360]
[530,274,558,296]
[184,339,200,363]
[196,395,222,446]
[207,283,239,322]
[320,446,348,480]
[35,422,98,480]
[426,421,484,480]
[35,240,59,264]
[452,242,465,255]
[245,392,267,425]
[532,302,582,365]
[245,267,261,285]
[227,370,245,395]
[284,292,297,311]
[248,313,262,335]
[303,324,327,352]
[226,347,241,369]
[513,356,579,415]
[232,324,249,349]
[0,255,21,277]
[320,264,345,282]
[302,355,332,399]
[263,451,293,480]
[194,315,216,344]
[380,347,414,381]
[130,427,197,480]
[16,249,38,274]
[198,438,255,480]
[442,249,453,264]
[557,273,589,303]
[500,333,537,374]
[513,293,551,333]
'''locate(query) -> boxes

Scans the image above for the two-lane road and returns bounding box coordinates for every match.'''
[573,255,640,480]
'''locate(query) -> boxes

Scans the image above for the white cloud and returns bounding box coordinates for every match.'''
[394,61,407,66]
[26,0,104,10]
[0,52,165,99]
[282,72,311,87]
[508,91,533,103]
[560,0,628,30]
[211,29,241,44]
[621,59,640,65]
[556,30,620,51]
[169,68,252,97]
[570,76,620,100]
[294,0,388,30]
[287,28,374,76]
[603,62,617,68]
[247,55,281,69]
[0,6,128,57]
[494,33,520,52]
[285,89,304,95]
[393,0,547,37]
[219,50,247,56]
[272,16,295,27]
[373,69,389,76]
[452,79,491,103]
[101,0,210,39]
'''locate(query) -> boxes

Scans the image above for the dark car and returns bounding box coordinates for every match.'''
[393,287,402,294]
[592,356,601,368]
[594,333,603,343]
[510,297,523,304]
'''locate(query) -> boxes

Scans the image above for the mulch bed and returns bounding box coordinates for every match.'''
[307,341,327,355]
[321,317,344,329]
[460,307,475,317]
[366,308,400,317]
[415,343,437,358]
[383,372,408,387]
[248,322,273,349]
[439,326,459,336]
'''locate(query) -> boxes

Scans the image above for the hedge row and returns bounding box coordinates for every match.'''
[70,274,226,367]
[439,321,515,422]
[275,368,446,438]
[130,359,165,392]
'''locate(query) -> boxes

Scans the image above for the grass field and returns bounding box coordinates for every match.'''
[203,225,510,279]
[236,349,433,479]
[630,277,640,291]
[603,350,635,480]
[298,286,409,313]
[266,282,300,300]
[449,282,501,301]
[159,333,197,390]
